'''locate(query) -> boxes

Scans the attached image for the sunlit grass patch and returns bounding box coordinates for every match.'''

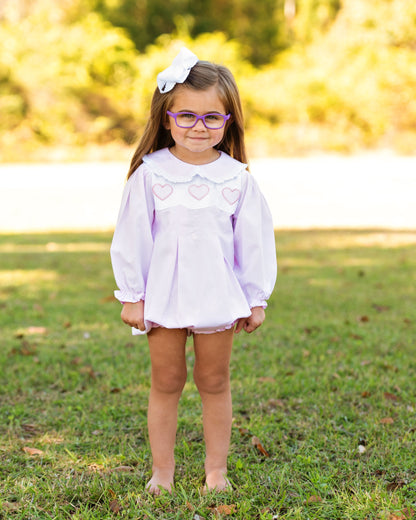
[0,268,58,285]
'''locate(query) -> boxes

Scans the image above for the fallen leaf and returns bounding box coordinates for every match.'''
[386,479,407,492]
[361,391,371,398]
[109,499,122,515]
[359,316,370,323]
[384,392,400,401]
[23,447,44,456]
[387,510,414,520]
[267,398,285,409]
[306,495,322,504]
[251,436,270,457]
[238,427,251,437]
[380,417,394,424]
[209,504,237,516]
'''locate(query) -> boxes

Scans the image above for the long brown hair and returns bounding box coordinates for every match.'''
[127,61,247,179]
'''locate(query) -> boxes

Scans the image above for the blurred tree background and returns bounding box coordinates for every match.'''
[1,0,415,161]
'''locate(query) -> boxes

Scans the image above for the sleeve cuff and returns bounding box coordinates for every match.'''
[249,300,267,309]
[114,290,145,303]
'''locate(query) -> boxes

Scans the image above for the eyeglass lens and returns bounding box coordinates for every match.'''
[167,111,229,129]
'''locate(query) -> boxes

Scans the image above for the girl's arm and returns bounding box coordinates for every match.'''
[110,166,154,306]
[233,171,277,331]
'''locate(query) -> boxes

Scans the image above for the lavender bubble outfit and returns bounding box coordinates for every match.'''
[110,148,277,335]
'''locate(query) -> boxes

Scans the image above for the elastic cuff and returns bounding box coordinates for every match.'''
[249,301,267,309]
[114,289,145,303]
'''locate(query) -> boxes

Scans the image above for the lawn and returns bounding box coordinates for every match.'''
[1,229,415,519]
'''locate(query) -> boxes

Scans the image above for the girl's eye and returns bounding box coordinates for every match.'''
[205,114,222,121]
[178,113,196,120]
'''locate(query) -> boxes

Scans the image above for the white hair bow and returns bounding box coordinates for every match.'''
[157,47,198,93]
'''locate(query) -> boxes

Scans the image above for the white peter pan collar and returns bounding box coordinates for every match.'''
[142,148,247,184]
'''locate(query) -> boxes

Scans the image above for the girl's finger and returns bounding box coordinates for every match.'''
[234,318,245,334]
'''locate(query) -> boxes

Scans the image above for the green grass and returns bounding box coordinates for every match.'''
[1,229,416,519]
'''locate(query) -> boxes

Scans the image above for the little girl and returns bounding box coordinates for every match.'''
[111,48,277,494]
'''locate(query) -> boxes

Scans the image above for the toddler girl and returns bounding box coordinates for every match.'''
[111,48,277,494]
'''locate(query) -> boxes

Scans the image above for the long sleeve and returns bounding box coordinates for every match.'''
[110,166,154,303]
[233,170,277,308]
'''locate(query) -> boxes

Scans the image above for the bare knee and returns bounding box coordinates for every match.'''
[152,367,187,394]
[193,367,230,395]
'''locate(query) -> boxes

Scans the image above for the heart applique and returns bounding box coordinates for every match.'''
[189,184,209,200]
[222,187,241,205]
[152,183,173,200]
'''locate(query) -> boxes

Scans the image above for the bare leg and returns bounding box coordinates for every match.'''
[193,328,234,492]
[146,327,188,494]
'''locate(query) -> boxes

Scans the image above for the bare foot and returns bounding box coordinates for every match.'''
[203,469,232,494]
[145,468,174,495]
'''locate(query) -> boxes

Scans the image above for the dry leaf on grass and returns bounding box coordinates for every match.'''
[251,436,270,457]
[306,495,323,504]
[23,447,44,456]
[209,504,237,516]
[380,417,395,424]
[387,510,415,520]
[386,479,407,491]
[109,499,122,515]
[384,392,400,401]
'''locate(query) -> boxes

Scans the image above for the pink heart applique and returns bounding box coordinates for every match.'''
[189,184,209,200]
[152,183,173,200]
[222,187,240,205]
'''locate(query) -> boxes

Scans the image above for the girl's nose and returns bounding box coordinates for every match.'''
[193,118,206,130]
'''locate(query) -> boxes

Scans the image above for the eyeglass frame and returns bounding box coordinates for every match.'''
[166,110,231,129]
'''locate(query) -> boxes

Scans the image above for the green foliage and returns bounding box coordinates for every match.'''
[1,0,416,159]
[0,2,139,150]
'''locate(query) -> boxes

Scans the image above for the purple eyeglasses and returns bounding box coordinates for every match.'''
[167,111,231,129]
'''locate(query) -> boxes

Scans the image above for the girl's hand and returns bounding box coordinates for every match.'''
[235,306,265,334]
[120,301,145,330]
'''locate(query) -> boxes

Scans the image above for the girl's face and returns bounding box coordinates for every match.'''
[165,85,228,164]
